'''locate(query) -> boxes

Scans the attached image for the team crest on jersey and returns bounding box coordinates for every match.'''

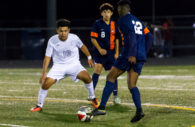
[101,31,105,38]
[63,50,72,57]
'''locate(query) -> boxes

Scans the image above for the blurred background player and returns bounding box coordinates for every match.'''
[92,0,153,123]
[30,19,99,112]
[162,18,174,58]
[90,3,121,104]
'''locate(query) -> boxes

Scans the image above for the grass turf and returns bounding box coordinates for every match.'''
[0,66,195,127]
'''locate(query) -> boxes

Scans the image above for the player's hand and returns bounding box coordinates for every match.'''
[88,59,94,68]
[39,73,46,84]
[98,48,107,56]
[128,56,136,64]
[114,53,119,59]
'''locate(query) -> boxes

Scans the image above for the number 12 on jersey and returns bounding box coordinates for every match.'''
[132,20,143,35]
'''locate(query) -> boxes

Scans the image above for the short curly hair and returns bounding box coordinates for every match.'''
[99,3,114,13]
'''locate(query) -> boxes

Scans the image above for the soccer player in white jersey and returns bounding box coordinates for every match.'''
[30,19,99,112]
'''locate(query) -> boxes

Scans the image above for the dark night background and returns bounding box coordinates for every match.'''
[0,0,195,27]
[0,0,195,60]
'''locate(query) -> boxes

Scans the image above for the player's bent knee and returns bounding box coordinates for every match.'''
[41,84,50,90]
[42,82,52,90]
[95,68,102,74]
[106,73,116,82]
[128,83,136,90]
[41,78,55,90]
[95,64,102,74]
[78,71,92,84]
[84,76,92,84]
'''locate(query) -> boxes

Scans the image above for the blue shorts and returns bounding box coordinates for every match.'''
[92,50,115,70]
[113,56,144,75]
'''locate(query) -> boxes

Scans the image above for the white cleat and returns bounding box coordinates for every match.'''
[114,97,121,105]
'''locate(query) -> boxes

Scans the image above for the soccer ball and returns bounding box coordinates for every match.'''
[77,106,93,122]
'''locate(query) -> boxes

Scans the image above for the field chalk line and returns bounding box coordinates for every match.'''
[0,123,30,127]
[1,96,195,112]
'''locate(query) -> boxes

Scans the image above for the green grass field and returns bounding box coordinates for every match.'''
[0,66,195,127]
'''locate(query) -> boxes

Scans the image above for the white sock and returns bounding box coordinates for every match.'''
[85,82,95,99]
[37,88,48,108]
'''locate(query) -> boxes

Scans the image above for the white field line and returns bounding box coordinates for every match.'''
[0,95,195,111]
[0,123,30,127]
[0,75,194,86]
[140,87,195,91]
[99,75,195,80]
[8,90,24,92]
[3,71,195,80]
[8,72,41,76]
[3,86,195,92]
[140,75,195,80]
[1,81,195,91]
[0,81,38,85]
[142,69,190,73]
[96,86,195,91]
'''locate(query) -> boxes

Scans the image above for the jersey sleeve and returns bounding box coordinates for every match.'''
[75,35,84,48]
[144,26,153,53]
[90,21,99,38]
[45,39,53,57]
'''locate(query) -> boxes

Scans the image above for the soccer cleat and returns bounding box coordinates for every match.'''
[30,105,42,112]
[91,108,106,116]
[91,98,100,109]
[130,112,145,123]
[113,97,121,105]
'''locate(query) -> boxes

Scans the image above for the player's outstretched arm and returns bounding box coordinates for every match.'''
[39,56,51,84]
[80,45,94,67]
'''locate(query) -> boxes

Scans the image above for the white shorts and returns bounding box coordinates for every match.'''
[47,61,86,83]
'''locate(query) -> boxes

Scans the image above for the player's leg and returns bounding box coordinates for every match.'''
[105,56,120,104]
[113,79,120,104]
[77,70,94,98]
[92,63,103,89]
[113,79,118,97]
[128,69,140,109]
[38,78,56,107]
[77,70,99,108]
[127,66,144,122]
[92,66,125,116]
[107,68,120,104]
[92,55,128,115]
[31,78,56,112]
[31,64,64,112]
[100,67,124,108]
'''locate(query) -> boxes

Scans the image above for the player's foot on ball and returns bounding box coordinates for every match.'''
[113,97,121,105]
[130,112,144,123]
[30,105,42,112]
[91,108,106,116]
[91,98,100,109]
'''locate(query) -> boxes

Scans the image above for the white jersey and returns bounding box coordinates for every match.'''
[45,33,83,64]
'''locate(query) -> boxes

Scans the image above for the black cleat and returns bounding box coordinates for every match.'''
[130,112,145,123]
[91,108,106,116]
